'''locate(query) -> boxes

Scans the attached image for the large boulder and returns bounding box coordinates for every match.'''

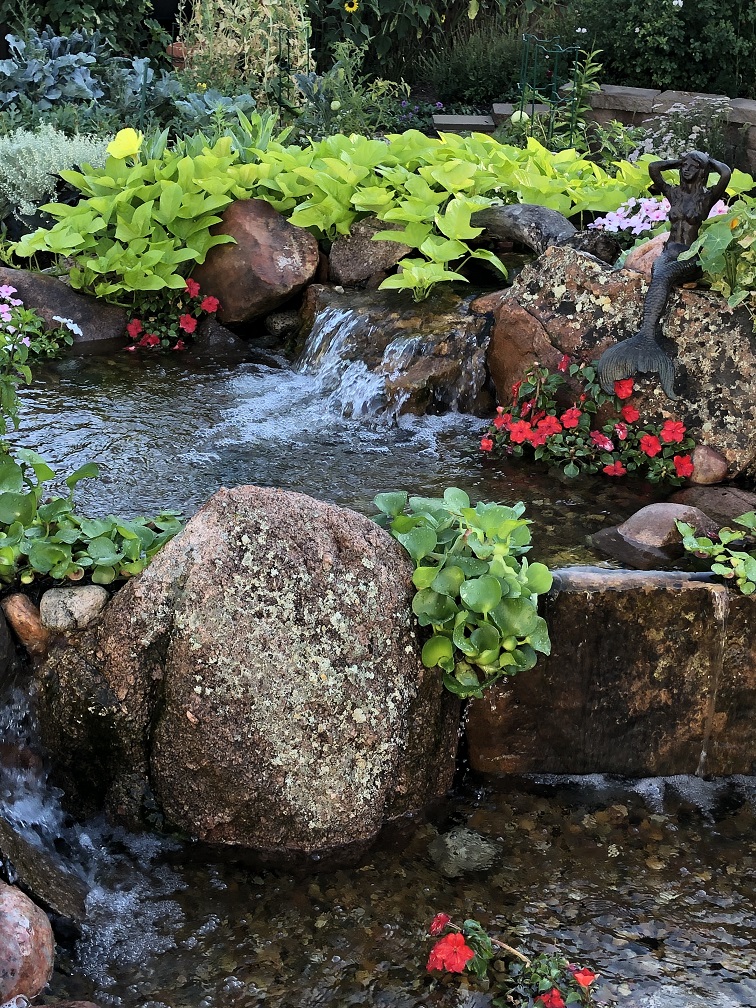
[466,567,756,777]
[0,267,126,354]
[299,285,493,417]
[329,218,411,285]
[35,487,459,859]
[192,199,320,325]
[0,882,55,1002]
[472,246,756,477]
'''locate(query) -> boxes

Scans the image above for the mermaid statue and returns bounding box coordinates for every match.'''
[597,151,731,400]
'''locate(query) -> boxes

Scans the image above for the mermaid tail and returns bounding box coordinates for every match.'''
[597,332,679,401]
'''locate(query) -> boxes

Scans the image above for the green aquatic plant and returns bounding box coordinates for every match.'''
[374,488,552,698]
[677,511,756,595]
[0,450,183,586]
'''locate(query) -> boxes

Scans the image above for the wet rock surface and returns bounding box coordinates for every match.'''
[0,882,55,1002]
[671,485,756,527]
[0,267,126,354]
[472,246,756,477]
[1,596,49,658]
[299,285,493,417]
[0,818,87,924]
[590,502,716,569]
[192,199,320,324]
[35,486,459,856]
[466,567,756,777]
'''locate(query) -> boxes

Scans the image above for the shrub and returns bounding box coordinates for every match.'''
[0,124,109,220]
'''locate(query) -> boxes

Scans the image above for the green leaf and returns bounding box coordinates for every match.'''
[0,460,23,493]
[525,562,553,596]
[374,490,408,517]
[0,492,35,526]
[412,588,457,625]
[421,634,454,669]
[412,565,439,589]
[460,575,502,614]
[29,541,70,573]
[525,616,551,655]
[492,597,540,637]
[442,487,470,510]
[395,525,438,562]
[431,565,465,597]
[66,463,100,490]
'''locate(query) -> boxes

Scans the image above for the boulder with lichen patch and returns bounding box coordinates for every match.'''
[34,487,459,860]
[472,245,756,478]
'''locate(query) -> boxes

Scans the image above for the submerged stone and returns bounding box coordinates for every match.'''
[466,567,756,777]
[35,487,459,860]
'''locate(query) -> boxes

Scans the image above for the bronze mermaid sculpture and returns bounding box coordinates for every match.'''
[597,151,731,400]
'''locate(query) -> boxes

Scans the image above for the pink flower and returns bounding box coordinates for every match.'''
[200,295,220,313]
[124,345,137,352]
[639,434,662,457]
[173,338,187,351]
[126,319,143,338]
[557,354,571,372]
[673,454,694,477]
[429,913,451,936]
[589,430,614,452]
[480,437,494,452]
[560,407,582,429]
[660,419,686,443]
[614,378,635,399]
[179,314,198,333]
[621,404,640,423]
[603,460,627,476]
[185,278,201,297]
[614,421,628,440]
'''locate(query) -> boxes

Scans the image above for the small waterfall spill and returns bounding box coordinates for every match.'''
[696,585,730,777]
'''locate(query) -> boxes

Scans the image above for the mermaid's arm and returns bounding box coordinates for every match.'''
[648,158,681,199]
[707,158,732,202]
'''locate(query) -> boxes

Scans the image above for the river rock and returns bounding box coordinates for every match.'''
[670,485,756,527]
[1,596,49,658]
[298,285,492,417]
[34,486,459,858]
[623,232,669,278]
[689,444,730,485]
[472,245,756,477]
[0,267,126,354]
[329,218,411,286]
[466,567,756,777]
[590,503,716,569]
[192,199,320,325]
[0,883,54,1002]
[39,586,109,632]
[0,817,87,924]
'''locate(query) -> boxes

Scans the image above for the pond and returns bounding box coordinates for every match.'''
[4,348,752,1008]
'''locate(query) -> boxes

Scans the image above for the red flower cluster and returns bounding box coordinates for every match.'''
[124,279,220,352]
[426,932,475,973]
[537,989,566,1008]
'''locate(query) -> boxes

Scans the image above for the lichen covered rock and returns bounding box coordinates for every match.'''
[473,246,756,477]
[35,487,458,858]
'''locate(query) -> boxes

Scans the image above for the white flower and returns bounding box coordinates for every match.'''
[575,26,587,33]
[634,26,640,32]
[672,0,683,7]
[52,315,83,336]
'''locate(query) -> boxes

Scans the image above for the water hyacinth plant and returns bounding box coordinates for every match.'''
[374,488,552,699]
[480,361,696,485]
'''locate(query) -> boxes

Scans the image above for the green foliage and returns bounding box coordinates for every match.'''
[374,488,552,699]
[0,450,183,586]
[293,41,409,140]
[677,513,756,595]
[681,196,756,326]
[573,0,756,98]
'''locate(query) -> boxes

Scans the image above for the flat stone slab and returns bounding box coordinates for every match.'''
[589,84,661,112]
[730,98,756,126]
[492,102,550,121]
[466,567,756,778]
[433,114,495,133]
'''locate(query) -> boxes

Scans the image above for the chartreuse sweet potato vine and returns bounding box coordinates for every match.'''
[677,512,756,595]
[374,488,552,699]
[14,126,701,303]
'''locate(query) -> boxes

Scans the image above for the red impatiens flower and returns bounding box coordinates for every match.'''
[173,338,187,351]
[185,278,201,297]
[493,412,512,430]
[673,454,694,477]
[480,437,494,452]
[560,407,582,429]
[429,913,451,936]
[537,989,566,1008]
[537,415,563,437]
[639,434,662,457]
[511,380,522,399]
[179,313,198,333]
[137,333,160,348]
[603,460,627,476]
[557,354,571,372]
[621,404,640,423]
[426,932,475,973]
[572,968,598,988]
[200,295,220,313]
[660,419,686,443]
[589,430,614,452]
[527,426,550,448]
[520,399,534,417]
[614,378,635,399]
[126,318,143,338]
[508,420,533,444]
[614,421,628,440]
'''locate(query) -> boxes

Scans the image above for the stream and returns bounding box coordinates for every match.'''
[2,347,754,1008]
